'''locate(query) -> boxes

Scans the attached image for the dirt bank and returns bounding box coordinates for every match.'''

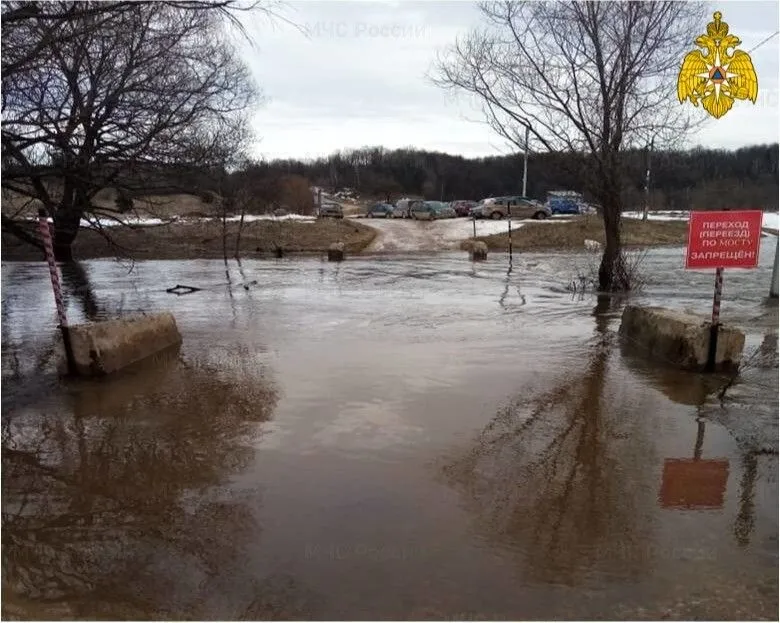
[2,215,693,261]
[1,218,377,261]
[466,216,689,251]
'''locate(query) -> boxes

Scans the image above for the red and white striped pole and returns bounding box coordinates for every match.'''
[37,209,76,375]
[37,209,67,326]
[705,266,724,372]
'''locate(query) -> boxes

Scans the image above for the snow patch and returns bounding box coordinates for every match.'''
[360,217,570,252]
[622,211,689,222]
[70,213,318,228]
[623,210,779,232]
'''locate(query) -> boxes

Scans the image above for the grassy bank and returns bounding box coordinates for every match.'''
[463,216,689,251]
[1,218,377,261]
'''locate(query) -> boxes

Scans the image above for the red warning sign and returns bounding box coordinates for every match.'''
[685,210,763,269]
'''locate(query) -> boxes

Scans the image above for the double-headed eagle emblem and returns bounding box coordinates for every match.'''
[677,11,758,119]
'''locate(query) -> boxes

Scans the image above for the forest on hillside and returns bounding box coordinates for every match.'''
[5,144,776,218]
[233,143,779,212]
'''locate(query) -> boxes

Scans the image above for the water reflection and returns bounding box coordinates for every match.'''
[1,346,278,619]
[60,262,103,321]
[2,253,777,619]
[619,342,721,406]
[238,573,325,621]
[658,420,730,511]
[734,452,758,547]
[441,296,654,585]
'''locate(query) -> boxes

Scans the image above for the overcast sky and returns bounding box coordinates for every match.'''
[239,0,780,161]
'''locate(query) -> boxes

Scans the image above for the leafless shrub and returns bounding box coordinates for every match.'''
[718,334,778,403]
[614,249,649,292]
[568,249,648,293]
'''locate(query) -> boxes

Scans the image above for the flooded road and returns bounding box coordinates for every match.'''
[2,243,778,620]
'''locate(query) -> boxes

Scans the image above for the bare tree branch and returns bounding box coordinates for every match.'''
[1,0,278,260]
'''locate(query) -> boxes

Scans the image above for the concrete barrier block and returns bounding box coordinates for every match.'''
[470,241,488,261]
[67,312,182,377]
[619,305,744,372]
[328,242,345,262]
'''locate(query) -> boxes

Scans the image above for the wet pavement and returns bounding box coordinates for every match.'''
[2,242,778,620]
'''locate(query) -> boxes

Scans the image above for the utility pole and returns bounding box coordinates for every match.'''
[522,124,530,198]
[643,136,654,222]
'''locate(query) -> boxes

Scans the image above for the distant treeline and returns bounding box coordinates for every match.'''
[8,144,776,214]
[244,144,779,211]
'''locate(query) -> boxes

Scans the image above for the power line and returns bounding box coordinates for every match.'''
[747,30,779,54]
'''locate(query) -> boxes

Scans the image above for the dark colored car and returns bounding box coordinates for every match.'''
[318,202,343,219]
[366,203,394,218]
[450,200,478,217]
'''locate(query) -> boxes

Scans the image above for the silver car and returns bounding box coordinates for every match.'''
[480,196,551,220]
[411,200,455,220]
[392,199,423,218]
[434,202,457,218]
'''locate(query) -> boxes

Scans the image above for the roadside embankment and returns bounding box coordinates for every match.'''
[466,216,690,251]
[1,218,378,261]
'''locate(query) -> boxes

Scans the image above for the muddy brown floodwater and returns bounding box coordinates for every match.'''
[2,243,778,620]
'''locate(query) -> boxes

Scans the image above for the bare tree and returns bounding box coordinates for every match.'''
[1,1,261,261]
[432,1,705,291]
[278,174,315,215]
[2,346,279,618]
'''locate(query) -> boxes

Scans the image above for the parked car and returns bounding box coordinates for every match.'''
[434,201,457,218]
[411,200,452,220]
[392,198,423,218]
[479,196,551,220]
[546,191,587,215]
[546,196,582,215]
[317,202,343,219]
[470,204,485,219]
[450,199,478,217]
[272,206,288,217]
[366,203,394,218]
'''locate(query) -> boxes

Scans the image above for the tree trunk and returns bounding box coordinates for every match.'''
[597,196,622,292]
[53,207,82,262]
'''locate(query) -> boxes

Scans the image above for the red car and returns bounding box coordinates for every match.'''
[449,200,478,217]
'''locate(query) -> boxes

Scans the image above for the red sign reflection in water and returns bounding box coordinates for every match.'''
[659,458,730,510]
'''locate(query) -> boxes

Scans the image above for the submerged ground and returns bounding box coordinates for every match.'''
[1,244,778,620]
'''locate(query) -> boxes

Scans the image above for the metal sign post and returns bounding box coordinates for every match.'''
[705,267,724,372]
[37,209,76,375]
[507,216,513,260]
